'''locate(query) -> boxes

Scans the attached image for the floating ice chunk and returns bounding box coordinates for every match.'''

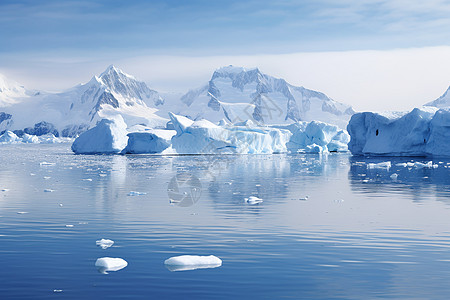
[95,257,128,274]
[299,196,309,200]
[53,290,63,293]
[99,173,107,177]
[65,224,74,228]
[43,176,51,180]
[395,163,407,167]
[30,173,36,176]
[390,173,399,180]
[367,161,391,170]
[44,189,55,192]
[1,189,9,192]
[164,255,222,272]
[122,130,175,154]
[40,162,55,166]
[414,161,433,169]
[96,239,114,249]
[17,211,28,214]
[244,196,263,205]
[127,191,147,196]
[71,115,128,154]
[82,178,93,181]
[59,203,63,207]
[334,199,344,203]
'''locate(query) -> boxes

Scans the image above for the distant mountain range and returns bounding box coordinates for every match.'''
[0,65,356,136]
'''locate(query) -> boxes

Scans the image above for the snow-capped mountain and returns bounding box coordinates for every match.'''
[425,86,450,108]
[0,65,167,136]
[0,73,36,107]
[166,66,355,129]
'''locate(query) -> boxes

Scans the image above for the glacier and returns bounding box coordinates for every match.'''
[347,106,450,156]
[0,130,72,144]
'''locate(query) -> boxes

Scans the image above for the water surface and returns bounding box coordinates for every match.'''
[1,144,450,299]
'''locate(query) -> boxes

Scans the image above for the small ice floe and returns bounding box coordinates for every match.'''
[17,211,28,214]
[367,161,391,170]
[244,196,263,205]
[396,163,407,167]
[334,199,344,204]
[414,161,433,169]
[65,224,74,228]
[298,196,309,201]
[96,239,114,249]
[53,289,63,293]
[40,162,55,166]
[1,189,9,192]
[390,173,398,180]
[44,189,55,192]
[59,203,63,207]
[30,173,36,176]
[82,178,93,181]
[95,257,128,274]
[99,173,107,177]
[164,255,222,272]
[127,191,147,196]
[43,176,51,180]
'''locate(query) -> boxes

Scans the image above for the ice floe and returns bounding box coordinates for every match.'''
[96,239,114,249]
[127,191,147,196]
[95,257,128,274]
[244,196,263,205]
[164,255,222,272]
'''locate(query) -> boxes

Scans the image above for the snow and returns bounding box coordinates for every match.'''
[164,255,222,272]
[0,66,167,138]
[347,107,450,156]
[169,113,292,154]
[71,115,128,154]
[0,131,20,144]
[95,257,128,274]
[96,239,114,249]
[165,65,354,129]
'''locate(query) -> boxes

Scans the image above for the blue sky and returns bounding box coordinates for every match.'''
[2,0,450,110]
[2,0,450,55]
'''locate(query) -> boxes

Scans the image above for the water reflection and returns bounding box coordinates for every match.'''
[348,156,450,201]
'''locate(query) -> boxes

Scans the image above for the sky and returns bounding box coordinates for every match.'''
[1,0,450,111]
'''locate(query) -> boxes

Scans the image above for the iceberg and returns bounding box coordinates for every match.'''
[272,121,350,153]
[71,115,128,154]
[169,113,291,154]
[121,129,175,154]
[347,107,450,156]
[95,257,128,274]
[164,255,222,272]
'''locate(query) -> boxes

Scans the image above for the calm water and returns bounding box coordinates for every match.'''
[1,144,450,299]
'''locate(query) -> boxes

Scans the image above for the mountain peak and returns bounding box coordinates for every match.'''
[215,65,259,75]
[99,65,134,80]
[425,85,450,108]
